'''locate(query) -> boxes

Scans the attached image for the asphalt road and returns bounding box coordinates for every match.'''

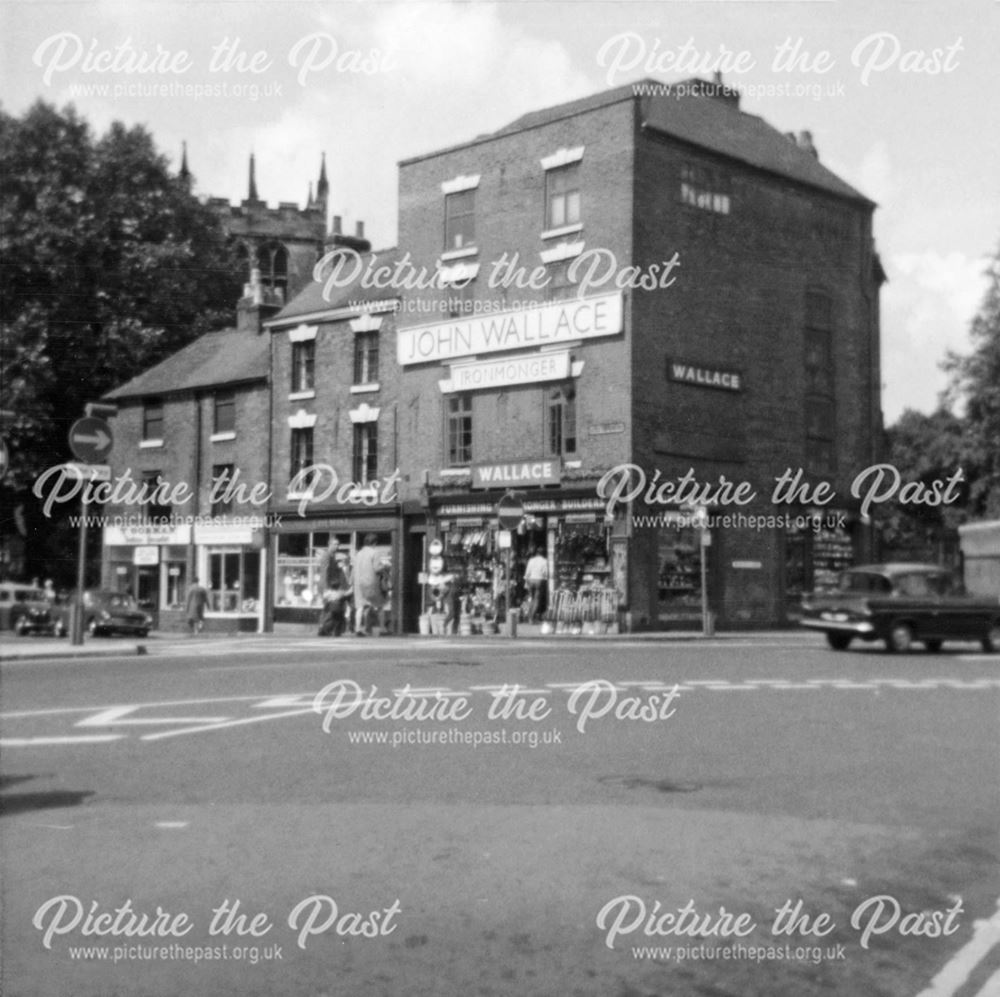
[2,634,999,997]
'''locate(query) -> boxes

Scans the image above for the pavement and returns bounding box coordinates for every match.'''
[0,626,808,662]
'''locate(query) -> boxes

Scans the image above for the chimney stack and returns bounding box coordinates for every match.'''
[797,130,818,158]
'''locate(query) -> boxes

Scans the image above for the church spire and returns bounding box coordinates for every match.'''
[248,152,259,202]
[316,152,329,204]
[178,141,191,184]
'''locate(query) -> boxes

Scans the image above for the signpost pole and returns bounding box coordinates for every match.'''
[72,492,88,645]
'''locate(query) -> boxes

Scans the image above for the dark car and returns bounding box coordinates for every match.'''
[801,563,1000,653]
[58,589,154,638]
[0,583,65,636]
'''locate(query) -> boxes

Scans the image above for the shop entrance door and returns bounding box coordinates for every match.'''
[135,566,159,630]
[403,527,426,634]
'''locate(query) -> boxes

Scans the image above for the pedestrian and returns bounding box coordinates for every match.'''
[317,539,350,636]
[185,577,209,634]
[524,547,549,623]
[352,533,385,636]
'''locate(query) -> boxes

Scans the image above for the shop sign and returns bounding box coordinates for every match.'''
[472,460,561,490]
[104,523,191,546]
[436,496,607,516]
[441,351,570,393]
[564,513,597,523]
[398,292,623,365]
[668,358,743,392]
[194,522,263,545]
[133,545,159,566]
[732,560,762,569]
[588,421,626,436]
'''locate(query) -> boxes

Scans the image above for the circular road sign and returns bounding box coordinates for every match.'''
[69,417,113,463]
[496,492,524,530]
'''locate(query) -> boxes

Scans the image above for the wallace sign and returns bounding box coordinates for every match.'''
[471,459,561,490]
[397,292,623,365]
[668,358,743,392]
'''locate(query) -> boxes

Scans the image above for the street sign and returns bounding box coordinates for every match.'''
[62,462,111,481]
[495,492,524,530]
[69,416,113,463]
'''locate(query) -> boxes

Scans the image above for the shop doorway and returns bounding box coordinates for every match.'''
[135,565,160,630]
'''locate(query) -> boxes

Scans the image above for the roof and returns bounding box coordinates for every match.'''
[405,77,872,206]
[104,327,269,400]
[267,247,401,326]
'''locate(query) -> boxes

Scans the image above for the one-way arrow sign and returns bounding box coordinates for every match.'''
[69,416,114,463]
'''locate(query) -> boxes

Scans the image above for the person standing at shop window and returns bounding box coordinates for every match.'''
[185,577,209,635]
[317,539,350,637]
[352,533,385,636]
[525,547,549,623]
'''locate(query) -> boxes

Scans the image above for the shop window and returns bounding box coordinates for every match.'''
[353,331,379,385]
[547,385,577,456]
[353,422,378,484]
[444,190,475,251]
[545,260,577,300]
[275,530,347,609]
[211,463,234,516]
[142,399,163,442]
[447,394,473,466]
[679,163,731,215]
[290,427,314,484]
[292,340,315,393]
[546,163,581,229]
[141,470,172,524]
[208,548,260,614]
[214,391,235,435]
[657,519,704,621]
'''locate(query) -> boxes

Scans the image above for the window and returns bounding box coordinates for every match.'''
[141,470,172,524]
[214,391,236,435]
[804,289,835,475]
[447,395,473,466]
[546,385,577,456]
[352,423,378,484]
[447,278,476,317]
[290,427,314,484]
[679,164,731,215]
[444,190,475,251]
[208,548,260,614]
[211,463,235,516]
[291,340,315,393]
[257,242,288,297]
[142,400,163,441]
[353,331,379,385]
[546,164,581,229]
[546,260,578,300]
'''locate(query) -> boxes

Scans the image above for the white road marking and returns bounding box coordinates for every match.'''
[141,707,314,742]
[972,966,1000,997]
[1,734,123,746]
[913,897,1000,997]
[77,706,230,727]
[154,821,189,829]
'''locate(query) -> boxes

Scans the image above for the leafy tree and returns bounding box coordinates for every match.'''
[0,101,243,580]
[943,241,1000,517]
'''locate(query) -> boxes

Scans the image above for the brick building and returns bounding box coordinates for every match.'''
[390,77,884,629]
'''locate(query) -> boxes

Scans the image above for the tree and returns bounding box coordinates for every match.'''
[943,241,1000,517]
[0,101,243,580]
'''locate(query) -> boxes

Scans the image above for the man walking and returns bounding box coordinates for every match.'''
[317,539,350,636]
[352,533,385,636]
[185,577,209,634]
[524,547,549,623]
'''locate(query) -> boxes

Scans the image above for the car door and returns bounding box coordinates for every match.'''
[893,572,941,639]
[934,572,985,639]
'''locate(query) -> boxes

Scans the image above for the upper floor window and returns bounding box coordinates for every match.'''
[214,391,236,435]
[211,463,235,516]
[257,242,289,298]
[545,260,578,301]
[291,340,315,393]
[444,190,475,251]
[546,385,577,457]
[353,331,379,385]
[680,164,731,215]
[447,394,473,466]
[141,470,172,523]
[352,423,378,484]
[804,289,834,397]
[546,164,581,230]
[142,400,163,442]
[290,427,314,485]
[805,397,835,475]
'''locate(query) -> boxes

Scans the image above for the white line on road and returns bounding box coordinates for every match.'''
[973,966,1000,997]
[913,897,1000,997]
[0,734,123,746]
[77,706,231,727]
[155,821,189,829]
[140,707,314,742]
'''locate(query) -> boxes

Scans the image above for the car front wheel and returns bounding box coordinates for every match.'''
[886,622,914,653]
[982,624,1000,653]
[826,632,852,651]
[13,617,28,636]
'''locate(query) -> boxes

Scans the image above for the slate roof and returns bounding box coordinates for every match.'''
[267,247,401,325]
[415,78,872,206]
[104,327,269,400]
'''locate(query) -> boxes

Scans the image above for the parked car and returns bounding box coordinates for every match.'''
[0,583,58,633]
[50,590,154,638]
[801,563,1000,653]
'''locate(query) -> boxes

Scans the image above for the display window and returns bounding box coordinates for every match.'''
[657,519,704,621]
[207,547,260,614]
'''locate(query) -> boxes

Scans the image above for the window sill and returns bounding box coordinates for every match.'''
[210,431,236,442]
[440,247,479,261]
[440,467,471,477]
[350,383,380,394]
[288,390,315,402]
[139,439,164,449]
[541,223,583,240]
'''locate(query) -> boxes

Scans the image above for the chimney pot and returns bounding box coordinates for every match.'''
[355,220,365,239]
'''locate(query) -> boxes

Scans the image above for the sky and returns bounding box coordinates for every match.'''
[3,0,998,424]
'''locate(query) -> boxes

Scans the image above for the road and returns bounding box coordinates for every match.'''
[2,633,999,997]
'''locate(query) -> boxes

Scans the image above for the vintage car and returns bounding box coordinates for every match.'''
[0,583,61,634]
[51,589,154,638]
[801,563,1000,653]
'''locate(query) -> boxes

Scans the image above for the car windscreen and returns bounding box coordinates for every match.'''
[837,572,892,594]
